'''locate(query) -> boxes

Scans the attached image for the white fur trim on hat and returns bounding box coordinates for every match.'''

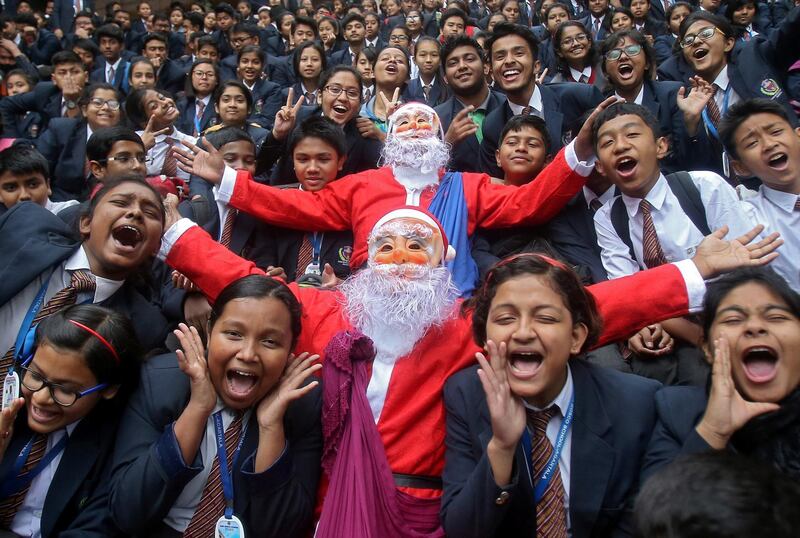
[371,208,457,263]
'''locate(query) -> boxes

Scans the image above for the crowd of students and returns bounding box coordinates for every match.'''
[0,0,799,536]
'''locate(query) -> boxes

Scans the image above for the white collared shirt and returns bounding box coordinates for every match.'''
[164,402,251,532]
[742,186,800,291]
[106,57,122,83]
[85,123,94,143]
[569,65,593,83]
[365,37,379,47]
[523,366,574,534]
[507,85,544,117]
[44,198,80,215]
[582,184,615,210]
[136,128,197,180]
[710,65,741,113]
[0,245,124,357]
[594,171,754,280]
[11,423,80,538]
[614,84,644,105]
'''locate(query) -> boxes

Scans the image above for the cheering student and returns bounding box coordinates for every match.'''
[0,305,141,537]
[0,145,79,215]
[109,280,321,538]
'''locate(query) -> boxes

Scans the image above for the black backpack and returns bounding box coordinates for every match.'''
[610,172,712,267]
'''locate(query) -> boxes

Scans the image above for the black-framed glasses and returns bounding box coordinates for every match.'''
[389,34,410,42]
[101,154,152,165]
[19,366,108,407]
[324,85,361,99]
[561,33,589,47]
[680,26,721,48]
[605,44,643,61]
[89,98,121,110]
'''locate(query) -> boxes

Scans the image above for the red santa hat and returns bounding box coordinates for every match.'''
[370,207,457,264]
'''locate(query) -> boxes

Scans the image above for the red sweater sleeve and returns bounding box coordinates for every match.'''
[228,170,357,232]
[166,226,267,303]
[588,263,691,346]
[471,147,585,229]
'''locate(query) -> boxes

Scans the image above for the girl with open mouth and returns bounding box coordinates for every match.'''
[643,267,800,482]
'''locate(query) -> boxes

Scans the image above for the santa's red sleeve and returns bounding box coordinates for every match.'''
[469,145,587,230]
[587,262,700,346]
[224,168,360,232]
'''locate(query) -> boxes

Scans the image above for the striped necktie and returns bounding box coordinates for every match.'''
[0,270,95,376]
[0,434,48,527]
[194,101,206,136]
[161,138,178,177]
[640,200,668,268]
[184,413,244,537]
[220,209,238,248]
[795,198,800,211]
[528,407,568,538]
[296,234,314,275]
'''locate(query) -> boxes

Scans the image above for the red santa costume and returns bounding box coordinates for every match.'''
[159,204,706,535]
[210,103,594,272]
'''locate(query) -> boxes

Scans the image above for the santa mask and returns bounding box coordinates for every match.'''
[381,104,450,184]
[387,103,443,140]
[367,208,456,271]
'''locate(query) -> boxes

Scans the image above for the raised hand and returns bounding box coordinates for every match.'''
[172,136,225,184]
[379,87,402,118]
[272,88,305,141]
[0,395,24,461]
[140,114,170,151]
[266,266,288,280]
[573,95,624,162]
[692,224,782,279]
[256,352,321,430]
[355,116,386,141]
[535,67,549,86]
[444,105,479,145]
[320,263,342,289]
[172,270,200,292]
[162,193,183,231]
[695,337,779,449]
[477,340,527,451]
[174,323,217,414]
[677,76,714,136]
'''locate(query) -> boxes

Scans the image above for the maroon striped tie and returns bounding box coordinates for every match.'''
[161,138,178,177]
[794,198,800,211]
[184,413,244,538]
[0,434,48,527]
[296,234,314,275]
[706,85,722,130]
[528,407,568,538]
[0,270,96,376]
[219,209,238,248]
[640,200,668,269]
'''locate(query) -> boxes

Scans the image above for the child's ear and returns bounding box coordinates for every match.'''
[89,161,105,179]
[730,157,752,178]
[495,148,502,169]
[723,35,735,53]
[594,157,606,176]
[570,322,589,355]
[101,384,120,400]
[337,154,346,172]
[700,339,713,365]
[655,136,669,159]
[78,214,92,238]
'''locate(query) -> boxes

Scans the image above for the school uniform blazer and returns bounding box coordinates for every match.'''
[156,59,189,96]
[52,0,94,33]
[109,352,322,538]
[89,58,130,91]
[639,386,711,484]
[249,78,284,131]
[20,29,61,66]
[0,81,62,138]
[0,404,124,537]
[34,117,88,201]
[578,14,611,42]
[653,34,676,65]
[0,202,170,353]
[435,89,506,173]
[269,55,297,87]
[218,54,239,82]
[441,360,662,538]
[545,191,609,284]
[478,82,603,177]
[259,106,382,183]
[403,76,448,107]
[266,34,289,57]
[175,96,217,137]
[328,47,357,67]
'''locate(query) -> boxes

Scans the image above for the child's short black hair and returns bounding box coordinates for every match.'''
[485,22,539,60]
[292,15,319,36]
[292,40,327,77]
[287,116,346,156]
[341,11,365,30]
[600,29,657,80]
[4,68,36,87]
[678,11,732,42]
[142,32,168,48]
[213,80,254,113]
[72,38,99,57]
[196,34,219,52]
[95,22,124,43]
[231,20,259,36]
[86,126,145,163]
[205,126,256,151]
[237,44,265,64]
[51,50,85,69]
[441,34,485,65]
[0,144,49,182]
[440,7,468,29]
[719,98,793,160]
[499,114,552,156]
[213,2,237,16]
[78,82,122,108]
[319,64,363,94]
[591,102,662,150]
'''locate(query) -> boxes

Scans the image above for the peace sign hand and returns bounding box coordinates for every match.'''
[140,113,170,151]
[379,87,402,119]
[272,88,305,141]
[172,136,225,184]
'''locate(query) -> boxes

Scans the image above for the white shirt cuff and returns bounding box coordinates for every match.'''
[564,140,595,177]
[217,166,238,203]
[158,218,197,261]
[674,259,706,313]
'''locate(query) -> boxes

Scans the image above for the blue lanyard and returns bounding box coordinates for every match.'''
[701,84,732,141]
[520,397,574,504]
[0,434,68,498]
[10,267,57,372]
[212,411,248,519]
[309,232,323,265]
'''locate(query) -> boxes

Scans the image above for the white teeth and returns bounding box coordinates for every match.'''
[233,370,255,376]
[503,69,520,76]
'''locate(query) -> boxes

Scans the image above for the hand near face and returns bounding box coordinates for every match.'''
[696,337,779,449]
[574,95,624,162]
[0,396,24,462]
[255,352,321,431]
[272,88,304,141]
[477,340,527,451]
[174,323,217,414]
[692,224,782,279]
[444,105,479,145]
[172,136,225,184]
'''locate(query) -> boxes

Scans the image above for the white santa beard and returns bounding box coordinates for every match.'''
[380,135,451,190]
[339,264,459,421]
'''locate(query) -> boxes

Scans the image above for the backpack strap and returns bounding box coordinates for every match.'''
[664,171,712,236]
[610,196,636,262]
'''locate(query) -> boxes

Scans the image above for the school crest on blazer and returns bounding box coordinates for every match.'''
[760,78,782,99]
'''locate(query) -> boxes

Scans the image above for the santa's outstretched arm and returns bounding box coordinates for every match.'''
[586,226,782,347]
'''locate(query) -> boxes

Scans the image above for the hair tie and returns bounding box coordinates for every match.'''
[68,320,121,364]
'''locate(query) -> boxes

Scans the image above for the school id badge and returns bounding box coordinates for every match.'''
[215,515,245,538]
[2,371,20,410]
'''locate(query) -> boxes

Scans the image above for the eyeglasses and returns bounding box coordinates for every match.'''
[89,98,121,110]
[605,44,643,61]
[680,26,721,48]
[389,34,410,42]
[406,14,421,20]
[102,154,152,165]
[324,84,361,99]
[19,366,108,407]
[193,71,216,78]
[561,33,589,47]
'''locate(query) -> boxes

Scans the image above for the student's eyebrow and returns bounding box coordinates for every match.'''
[716,305,747,316]
[763,304,795,315]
